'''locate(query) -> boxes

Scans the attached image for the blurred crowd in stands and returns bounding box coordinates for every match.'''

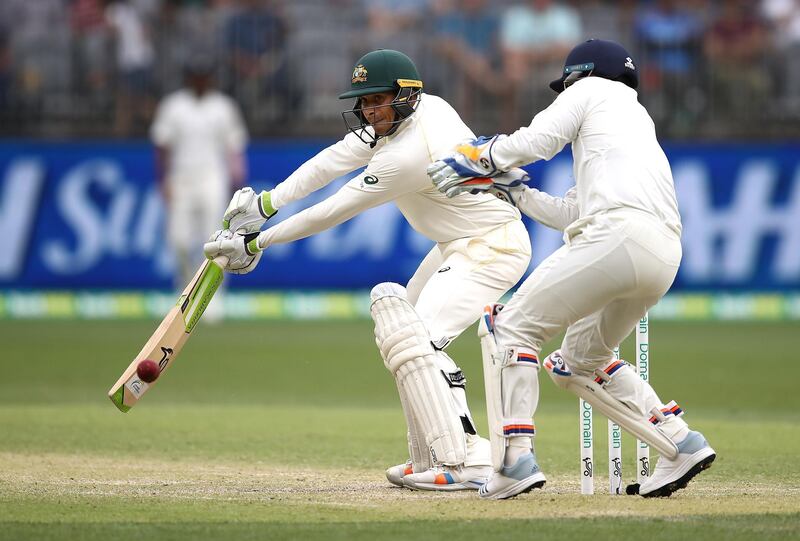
[1,0,799,139]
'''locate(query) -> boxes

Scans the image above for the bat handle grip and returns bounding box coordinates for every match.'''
[212,256,230,268]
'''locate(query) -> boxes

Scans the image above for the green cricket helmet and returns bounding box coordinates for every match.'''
[340,49,423,146]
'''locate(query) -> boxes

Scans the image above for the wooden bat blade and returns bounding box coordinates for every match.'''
[108,257,226,412]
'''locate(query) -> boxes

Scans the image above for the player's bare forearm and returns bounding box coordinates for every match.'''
[230,152,246,190]
[154,146,170,201]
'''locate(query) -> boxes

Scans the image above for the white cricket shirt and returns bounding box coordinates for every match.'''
[260,94,521,248]
[492,77,681,235]
[150,89,248,186]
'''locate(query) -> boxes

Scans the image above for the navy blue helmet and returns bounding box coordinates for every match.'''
[549,39,638,93]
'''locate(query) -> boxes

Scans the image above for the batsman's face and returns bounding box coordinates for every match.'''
[359,92,397,136]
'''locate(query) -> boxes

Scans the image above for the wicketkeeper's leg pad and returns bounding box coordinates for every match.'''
[370,283,467,466]
[592,356,690,443]
[479,304,541,471]
[543,350,680,460]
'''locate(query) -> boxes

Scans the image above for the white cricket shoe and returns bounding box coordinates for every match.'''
[478,451,546,499]
[402,464,491,491]
[385,460,414,487]
[631,430,716,498]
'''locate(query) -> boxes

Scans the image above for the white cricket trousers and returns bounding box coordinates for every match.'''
[167,174,227,288]
[495,209,681,370]
[492,209,689,448]
[399,219,530,446]
[408,219,532,348]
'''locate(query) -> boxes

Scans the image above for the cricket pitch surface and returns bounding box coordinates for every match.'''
[1,320,798,540]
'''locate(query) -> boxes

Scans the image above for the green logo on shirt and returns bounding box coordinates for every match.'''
[364,175,379,185]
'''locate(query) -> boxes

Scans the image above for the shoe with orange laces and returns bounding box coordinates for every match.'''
[385,460,414,487]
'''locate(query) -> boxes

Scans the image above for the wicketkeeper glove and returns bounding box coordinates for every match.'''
[222,187,278,234]
[427,134,507,197]
[204,229,263,275]
[473,168,530,206]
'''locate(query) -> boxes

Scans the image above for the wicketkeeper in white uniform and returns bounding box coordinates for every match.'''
[203,49,532,490]
[429,39,716,499]
[151,57,248,289]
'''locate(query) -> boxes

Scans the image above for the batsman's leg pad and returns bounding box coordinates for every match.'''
[371,283,466,466]
[479,304,541,471]
[395,378,431,471]
[433,351,474,433]
[373,283,433,468]
[544,350,679,460]
[432,350,491,467]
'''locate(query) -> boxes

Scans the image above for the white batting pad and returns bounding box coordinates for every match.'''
[370,283,467,466]
[394,378,431,471]
[433,350,490,467]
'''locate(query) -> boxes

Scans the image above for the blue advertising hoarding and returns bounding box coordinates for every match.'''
[1,140,799,291]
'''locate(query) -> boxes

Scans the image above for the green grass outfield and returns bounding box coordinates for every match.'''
[1,320,798,540]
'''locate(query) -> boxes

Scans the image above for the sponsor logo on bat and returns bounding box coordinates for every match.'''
[125,378,149,399]
[158,347,174,372]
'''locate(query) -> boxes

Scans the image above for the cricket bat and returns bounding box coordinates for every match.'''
[107,256,228,412]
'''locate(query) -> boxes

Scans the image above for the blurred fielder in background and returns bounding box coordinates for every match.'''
[430,39,716,499]
[151,57,248,299]
[204,49,535,491]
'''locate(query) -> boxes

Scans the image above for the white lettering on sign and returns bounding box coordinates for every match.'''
[676,159,800,284]
[0,159,45,279]
[2,151,799,287]
[41,160,135,274]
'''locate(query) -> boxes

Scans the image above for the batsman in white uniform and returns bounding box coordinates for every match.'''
[429,39,716,499]
[203,49,532,490]
[151,58,248,289]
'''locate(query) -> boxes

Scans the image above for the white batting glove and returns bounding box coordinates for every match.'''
[427,135,507,197]
[203,229,263,275]
[222,187,278,234]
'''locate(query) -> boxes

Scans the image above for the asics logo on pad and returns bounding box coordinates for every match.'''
[437,266,451,273]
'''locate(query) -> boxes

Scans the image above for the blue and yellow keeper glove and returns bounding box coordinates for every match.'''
[427,135,507,198]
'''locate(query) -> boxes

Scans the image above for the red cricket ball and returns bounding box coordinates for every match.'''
[136,359,160,383]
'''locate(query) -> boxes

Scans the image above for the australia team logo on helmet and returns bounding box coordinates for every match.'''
[352,64,368,84]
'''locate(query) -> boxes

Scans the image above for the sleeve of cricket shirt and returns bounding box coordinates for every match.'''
[269,131,379,209]
[257,154,412,249]
[490,85,589,170]
[515,186,578,231]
